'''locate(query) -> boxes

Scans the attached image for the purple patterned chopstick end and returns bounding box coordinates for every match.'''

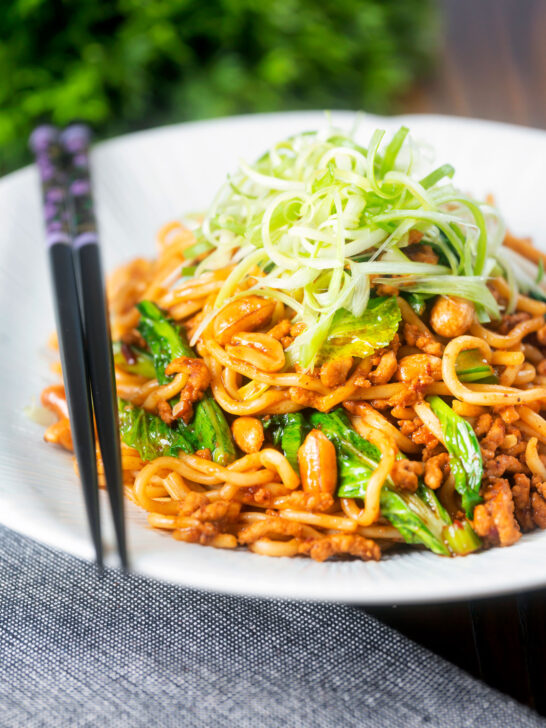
[60,124,92,155]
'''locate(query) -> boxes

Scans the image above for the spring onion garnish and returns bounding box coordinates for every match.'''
[190,125,505,369]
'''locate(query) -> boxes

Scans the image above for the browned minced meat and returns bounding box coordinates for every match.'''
[498,312,531,335]
[485,454,525,479]
[157,399,175,425]
[166,357,212,423]
[368,350,398,385]
[531,483,546,528]
[238,517,307,545]
[474,413,493,438]
[272,491,335,512]
[512,473,534,532]
[424,453,450,490]
[405,243,438,265]
[398,417,440,450]
[268,319,292,340]
[403,323,444,357]
[479,416,505,458]
[472,478,521,547]
[390,460,424,492]
[300,534,381,562]
[495,406,520,425]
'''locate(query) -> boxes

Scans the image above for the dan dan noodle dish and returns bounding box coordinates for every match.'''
[42,124,546,562]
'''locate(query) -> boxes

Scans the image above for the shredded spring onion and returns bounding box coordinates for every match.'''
[189,124,506,368]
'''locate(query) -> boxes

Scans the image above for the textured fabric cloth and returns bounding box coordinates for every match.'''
[0,525,544,728]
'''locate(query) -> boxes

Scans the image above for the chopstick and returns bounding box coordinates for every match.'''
[30,126,103,566]
[59,124,128,569]
[30,124,128,568]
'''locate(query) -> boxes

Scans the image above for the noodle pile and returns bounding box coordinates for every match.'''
[40,128,546,562]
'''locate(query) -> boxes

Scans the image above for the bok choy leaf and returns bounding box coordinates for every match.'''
[427,395,483,518]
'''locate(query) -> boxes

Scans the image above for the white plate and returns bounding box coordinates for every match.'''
[1,111,545,604]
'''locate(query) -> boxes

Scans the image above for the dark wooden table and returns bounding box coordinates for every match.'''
[371,0,546,713]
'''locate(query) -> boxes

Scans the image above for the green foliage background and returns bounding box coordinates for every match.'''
[1,0,437,173]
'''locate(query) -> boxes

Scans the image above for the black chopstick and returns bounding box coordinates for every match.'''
[59,124,128,569]
[29,125,103,567]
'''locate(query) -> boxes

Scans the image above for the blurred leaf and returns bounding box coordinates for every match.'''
[0,0,437,174]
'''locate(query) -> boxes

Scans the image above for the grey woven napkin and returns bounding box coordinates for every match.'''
[0,525,544,728]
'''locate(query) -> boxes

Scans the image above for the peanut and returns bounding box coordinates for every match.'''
[430,296,474,338]
[297,429,337,496]
[232,417,265,454]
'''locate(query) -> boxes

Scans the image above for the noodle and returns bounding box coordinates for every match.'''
[39,130,546,564]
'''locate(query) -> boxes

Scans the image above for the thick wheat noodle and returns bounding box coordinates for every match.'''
[525,438,546,479]
[499,365,522,387]
[503,234,546,269]
[279,510,358,532]
[250,539,301,557]
[397,296,436,337]
[442,336,546,405]
[350,404,418,454]
[413,402,445,444]
[206,338,328,393]
[42,218,546,565]
[470,317,544,349]
[491,277,546,316]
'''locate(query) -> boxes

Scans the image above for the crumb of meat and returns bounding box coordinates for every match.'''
[238,517,306,544]
[194,448,212,460]
[166,357,212,423]
[157,399,174,425]
[532,482,546,529]
[424,453,450,490]
[495,406,520,425]
[390,460,424,492]
[479,416,505,459]
[368,350,398,385]
[474,413,493,438]
[498,312,531,335]
[299,534,381,562]
[472,478,521,547]
[268,319,292,340]
[405,242,438,264]
[512,473,534,531]
[403,323,444,357]
[276,491,335,512]
[484,454,525,480]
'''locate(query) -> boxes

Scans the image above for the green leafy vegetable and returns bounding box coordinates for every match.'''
[113,341,156,379]
[309,409,381,464]
[455,349,497,383]
[263,413,308,470]
[192,398,237,467]
[336,457,450,555]
[313,408,479,555]
[136,301,192,384]
[136,300,236,465]
[428,395,483,517]
[317,297,401,363]
[442,520,482,555]
[118,399,198,461]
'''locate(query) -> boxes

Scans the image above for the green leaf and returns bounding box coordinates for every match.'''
[317,297,401,363]
[118,399,197,461]
[455,348,497,383]
[336,457,450,555]
[113,341,156,379]
[136,301,193,384]
[442,520,481,555]
[428,395,483,517]
[263,413,308,470]
[309,409,381,465]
